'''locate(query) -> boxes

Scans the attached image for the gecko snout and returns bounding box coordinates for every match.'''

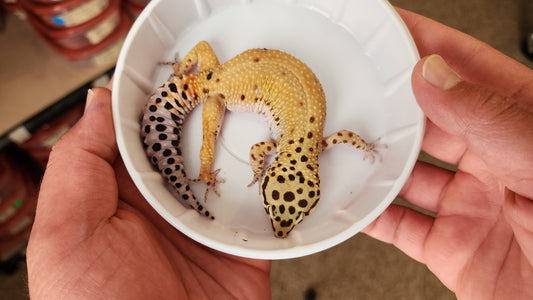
[267,205,304,238]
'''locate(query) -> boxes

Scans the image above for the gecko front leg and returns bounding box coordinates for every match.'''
[322,130,381,162]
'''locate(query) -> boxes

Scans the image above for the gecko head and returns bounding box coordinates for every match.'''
[260,165,320,238]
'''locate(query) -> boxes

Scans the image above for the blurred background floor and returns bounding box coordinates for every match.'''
[1,0,532,299]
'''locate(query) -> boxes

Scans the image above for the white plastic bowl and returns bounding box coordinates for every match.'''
[112,0,423,259]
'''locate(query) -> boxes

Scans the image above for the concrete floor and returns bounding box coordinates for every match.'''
[1,0,531,299]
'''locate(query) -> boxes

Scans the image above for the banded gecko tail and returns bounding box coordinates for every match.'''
[140,80,214,219]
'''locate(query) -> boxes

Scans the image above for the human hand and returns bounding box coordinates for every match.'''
[26,88,271,299]
[364,8,533,299]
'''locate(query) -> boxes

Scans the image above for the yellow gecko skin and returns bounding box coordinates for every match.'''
[141,41,376,238]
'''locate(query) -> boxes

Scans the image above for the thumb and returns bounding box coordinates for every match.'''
[413,55,533,197]
[32,87,119,241]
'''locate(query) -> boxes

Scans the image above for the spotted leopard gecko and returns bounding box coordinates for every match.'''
[141,41,377,238]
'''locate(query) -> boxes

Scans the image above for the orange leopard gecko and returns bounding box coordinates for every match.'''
[141,41,377,238]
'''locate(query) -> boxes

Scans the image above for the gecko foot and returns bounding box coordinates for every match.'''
[191,169,226,202]
[247,174,262,187]
[363,139,388,163]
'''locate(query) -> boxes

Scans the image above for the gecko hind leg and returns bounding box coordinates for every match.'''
[322,130,383,163]
[247,141,277,187]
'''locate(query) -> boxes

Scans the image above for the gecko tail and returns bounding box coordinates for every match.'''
[140,85,214,219]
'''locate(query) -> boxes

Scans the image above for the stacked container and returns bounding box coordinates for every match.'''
[0,147,40,263]
[123,0,148,19]
[19,102,85,169]
[22,0,131,66]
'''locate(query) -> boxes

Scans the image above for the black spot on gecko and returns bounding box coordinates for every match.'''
[309,116,315,123]
[155,124,166,132]
[301,155,308,162]
[277,175,285,183]
[164,168,172,175]
[203,88,209,94]
[279,205,285,214]
[149,105,157,112]
[241,94,246,101]
[298,199,308,208]
[284,192,295,202]
[161,91,168,97]
[152,143,161,152]
[295,147,302,153]
[171,113,180,121]
[307,132,313,138]
[289,206,296,214]
[159,133,167,140]
[155,98,162,104]
[163,149,172,157]
[164,102,173,110]
[167,157,175,164]
[181,91,188,100]
[206,71,213,80]
[262,175,269,190]
[309,191,315,198]
[183,84,188,90]
[144,125,150,133]
[297,188,303,194]
[272,190,280,200]
[168,83,177,93]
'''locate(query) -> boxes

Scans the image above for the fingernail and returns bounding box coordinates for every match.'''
[85,89,95,112]
[422,55,462,90]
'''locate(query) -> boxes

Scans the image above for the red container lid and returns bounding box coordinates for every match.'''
[21,0,106,17]
[26,0,119,40]
[40,10,131,61]
[123,0,144,14]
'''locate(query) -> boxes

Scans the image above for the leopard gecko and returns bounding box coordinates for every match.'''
[140,41,377,238]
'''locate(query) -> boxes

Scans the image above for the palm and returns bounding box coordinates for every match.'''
[424,153,530,298]
[362,9,533,299]
[28,159,270,299]
[26,88,270,299]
